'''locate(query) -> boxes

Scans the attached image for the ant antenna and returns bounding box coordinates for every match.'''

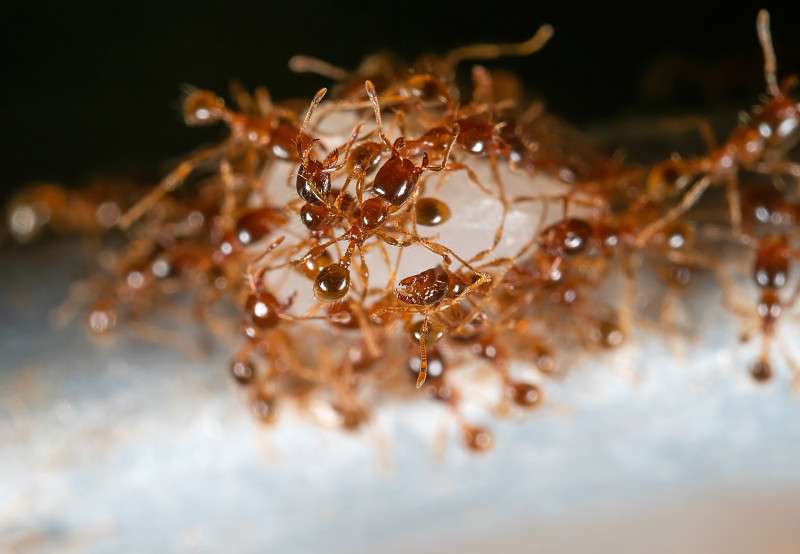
[445,23,554,67]
[296,88,327,159]
[365,81,394,150]
[288,55,351,81]
[757,10,780,98]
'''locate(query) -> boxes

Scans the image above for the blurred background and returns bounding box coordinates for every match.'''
[3,0,800,202]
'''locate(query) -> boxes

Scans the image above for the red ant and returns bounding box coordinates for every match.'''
[294,88,362,208]
[637,10,800,247]
[375,264,490,388]
[744,234,800,385]
[118,87,313,229]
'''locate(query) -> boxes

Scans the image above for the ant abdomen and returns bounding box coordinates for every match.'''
[415,197,451,226]
[506,381,543,409]
[538,218,593,258]
[313,263,351,302]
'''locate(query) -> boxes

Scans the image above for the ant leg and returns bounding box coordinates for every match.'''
[229,80,255,113]
[246,236,287,291]
[616,251,639,340]
[219,158,238,223]
[416,311,430,388]
[350,299,381,359]
[118,141,230,229]
[451,258,515,335]
[356,247,370,303]
[253,86,275,117]
[724,173,744,238]
[754,161,800,180]
[441,162,494,196]
[635,174,712,247]
[325,122,364,174]
[422,123,460,172]
[661,116,719,151]
[469,152,509,263]
[126,320,207,361]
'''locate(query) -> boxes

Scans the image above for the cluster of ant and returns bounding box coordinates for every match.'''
[6,12,800,451]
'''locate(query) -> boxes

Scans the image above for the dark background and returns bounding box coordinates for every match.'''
[2,0,799,202]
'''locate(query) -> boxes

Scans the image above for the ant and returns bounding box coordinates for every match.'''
[294,88,362,208]
[378,264,490,388]
[118,86,313,229]
[365,80,459,207]
[636,10,800,247]
[736,234,800,385]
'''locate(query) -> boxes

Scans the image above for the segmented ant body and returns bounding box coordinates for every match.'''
[747,234,798,383]
[637,10,800,247]
[118,88,313,229]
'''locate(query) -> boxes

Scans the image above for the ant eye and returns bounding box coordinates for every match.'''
[313,264,350,302]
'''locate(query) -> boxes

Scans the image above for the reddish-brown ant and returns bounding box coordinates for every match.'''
[294,88,362,207]
[746,234,799,384]
[637,10,800,247]
[365,80,459,207]
[118,87,313,229]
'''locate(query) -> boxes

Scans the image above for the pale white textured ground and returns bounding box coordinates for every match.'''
[2,147,800,552]
[2,231,800,554]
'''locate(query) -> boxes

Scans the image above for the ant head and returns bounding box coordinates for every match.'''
[183,90,227,126]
